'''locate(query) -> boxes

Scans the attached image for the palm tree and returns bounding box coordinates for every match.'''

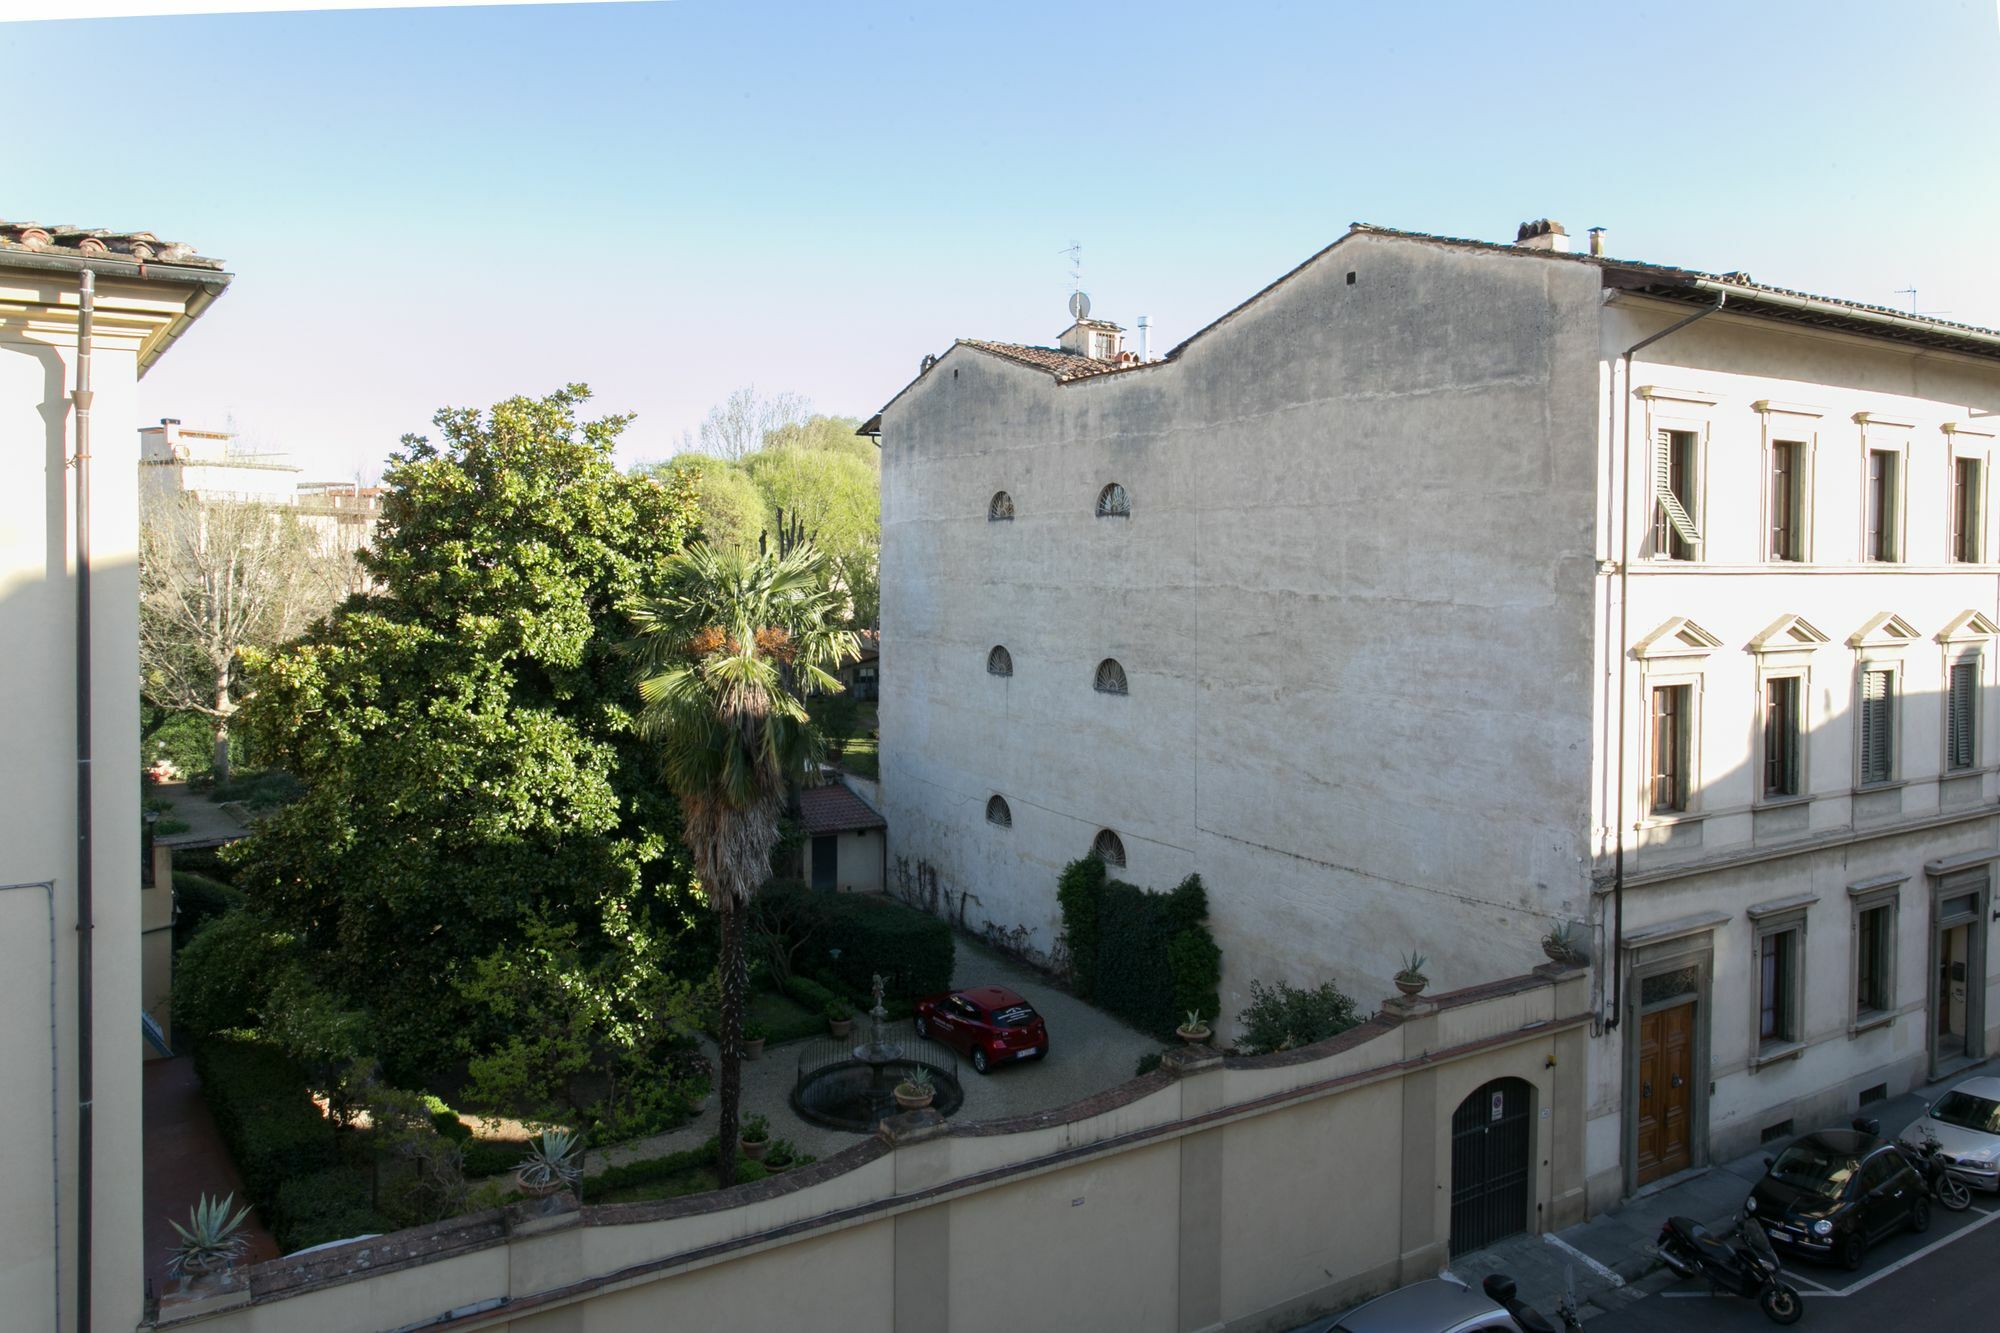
[629,543,856,1184]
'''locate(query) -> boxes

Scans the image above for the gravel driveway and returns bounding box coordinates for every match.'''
[590,934,1164,1170]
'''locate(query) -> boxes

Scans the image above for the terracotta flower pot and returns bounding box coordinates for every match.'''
[1176,1025,1212,1045]
[829,1018,853,1038]
[513,1170,567,1199]
[744,1037,766,1060]
[740,1137,770,1161]
[1394,976,1428,997]
[894,1086,935,1111]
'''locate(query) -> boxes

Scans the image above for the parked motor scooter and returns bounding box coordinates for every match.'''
[1656,1215,1803,1324]
[1479,1273,1581,1332]
[1854,1116,1973,1212]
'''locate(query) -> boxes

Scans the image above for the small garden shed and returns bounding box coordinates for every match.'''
[793,783,886,893]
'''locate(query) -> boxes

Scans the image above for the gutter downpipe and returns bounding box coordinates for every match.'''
[72,269,96,1333]
[1604,291,1725,1034]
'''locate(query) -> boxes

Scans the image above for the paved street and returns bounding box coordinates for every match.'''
[1613,1194,2000,1330]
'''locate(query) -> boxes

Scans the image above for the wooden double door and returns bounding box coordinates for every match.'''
[1635,1001,1695,1186]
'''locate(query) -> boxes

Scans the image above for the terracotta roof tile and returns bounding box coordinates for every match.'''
[797,784,885,836]
[957,339,1128,382]
[0,218,225,271]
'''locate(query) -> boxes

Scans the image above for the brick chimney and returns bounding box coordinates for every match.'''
[1515,219,1571,253]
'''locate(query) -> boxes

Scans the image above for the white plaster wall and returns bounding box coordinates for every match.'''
[880,233,1605,1024]
[0,308,146,1333]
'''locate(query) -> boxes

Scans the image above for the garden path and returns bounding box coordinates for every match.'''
[572,934,1162,1175]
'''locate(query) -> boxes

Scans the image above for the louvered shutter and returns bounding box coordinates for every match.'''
[1860,670,1894,783]
[1654,431,1700,547]
[1948,661,1978,770]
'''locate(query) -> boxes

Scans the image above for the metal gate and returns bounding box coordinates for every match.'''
[1449,1076,1532,1256]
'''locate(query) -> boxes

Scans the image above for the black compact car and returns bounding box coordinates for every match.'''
[1743,1128,1929,1270]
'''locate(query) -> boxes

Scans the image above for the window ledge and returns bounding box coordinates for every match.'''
[1855,779,1910,795]
[1752,1041,1807,1070]
[1755,794,1812,811]
[1638,811,1705,830]
[1849,1013,1895,1038]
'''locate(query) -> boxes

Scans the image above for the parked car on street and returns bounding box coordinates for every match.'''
[913,985,1048,1074]
[1744,1126,1929,1269]
[1320,1276,1559,1332]
[1897,1075,2000,1193]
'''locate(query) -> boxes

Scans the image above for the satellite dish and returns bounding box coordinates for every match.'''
[1068,290,1092,321]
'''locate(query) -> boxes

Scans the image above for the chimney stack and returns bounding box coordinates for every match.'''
[1587,227,1606,257]
[1137,315,1151,362]
[1515,219,1570,253]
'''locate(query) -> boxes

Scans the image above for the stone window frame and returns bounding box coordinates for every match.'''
[1945,422,1994,565]
[1091,828,1126,867]
[1847,613,1918,791]
[1093,658,1129,696]
[1854,413,1914,564]
[987,645,1013,677]
[1847,874,1905,1036]
[1935,610,1998,775]
[1754,401,1823,565]
[1748,894,1816,1066]
[1748,615,1828,809]
[985,795,1012,829]
[1632,618,1720,826]
[1637,388,1717,563]
[1095,482,1131,519]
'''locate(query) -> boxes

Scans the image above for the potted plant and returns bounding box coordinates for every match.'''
[1541,921,1586,965]
[743,1022,768,1061]
[166,1193,252,1289]
[514,1128,584,1199]
[894,1065,936,1111]
[740,1113,772,1161]
[1175,1008,1212,1044]
[826,1000,854,1038]
[1394,951,1429,997]
[764,1137,796,1172]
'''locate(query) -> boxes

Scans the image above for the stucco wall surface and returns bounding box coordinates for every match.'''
[878,233,1605,1027]
[165,968,1589,1333]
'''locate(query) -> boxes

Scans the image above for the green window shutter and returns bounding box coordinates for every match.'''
[1948,661,1977,770]
[1654,431,1700,547]
[1860,669,1894,783]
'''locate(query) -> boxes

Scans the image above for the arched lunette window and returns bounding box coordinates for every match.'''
[1091,828,1126,867]
[1096,482,1130,518]
[989,491,1015,521]
[988,645,1013,677]
[1093,658,1127,695]
[986,795,1012,828]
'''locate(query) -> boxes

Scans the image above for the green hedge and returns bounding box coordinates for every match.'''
[1056,864,1221,1038]
[172,871,245,951]
[193,1039,338,1228]
[271,1167,389,1253]
[173,912,285,1043]
[583,1137,767,1201]
[758,882,953,1001]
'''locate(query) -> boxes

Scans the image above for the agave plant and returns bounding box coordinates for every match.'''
[1182,1009,1209,1032]
[515,1128,585,1191]
[166,1193,252,1280]
[897,1065,936,1095]
[1396,951,1429,983]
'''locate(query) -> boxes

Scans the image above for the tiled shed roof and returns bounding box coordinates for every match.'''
[797,783,886,836]
[958,339,1125,382]
[1,219,225,271]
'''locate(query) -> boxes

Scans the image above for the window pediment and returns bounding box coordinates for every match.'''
[1938,610,2000,644]
[1846,612,1920,650]
[1633,616,1722,660]
[1749,614,1830,655]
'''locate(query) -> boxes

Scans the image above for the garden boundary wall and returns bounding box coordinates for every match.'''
[157,963,1589,1333]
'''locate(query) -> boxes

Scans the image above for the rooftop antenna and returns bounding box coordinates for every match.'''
[1895,286,1952,318]
[1061,240,1082,297]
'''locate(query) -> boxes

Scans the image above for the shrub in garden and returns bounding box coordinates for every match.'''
[194,1039,337,1210]
[755,884,952,1001]
[1233,979,1362,1055]
[271,1168,387,1253]
[172,910,288,1042]
[171,872,245,951]
[1056,862,1221,1038]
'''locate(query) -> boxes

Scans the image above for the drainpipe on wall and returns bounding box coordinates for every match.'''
[1604,292,1725,1033]
[72,269,97,1333]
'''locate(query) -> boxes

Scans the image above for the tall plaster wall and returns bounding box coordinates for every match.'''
[0,271,160,1333]
[878,233,1605,1026]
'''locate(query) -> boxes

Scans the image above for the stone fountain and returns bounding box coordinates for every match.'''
[791,973,964,1132]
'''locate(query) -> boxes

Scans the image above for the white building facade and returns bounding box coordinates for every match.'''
[870,221,2000,1214]
[1,221,229,1332]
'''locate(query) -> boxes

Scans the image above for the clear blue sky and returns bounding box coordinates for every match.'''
[7,0,1998,478]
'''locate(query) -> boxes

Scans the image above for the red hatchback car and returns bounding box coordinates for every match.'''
[914,986,1049,1074]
